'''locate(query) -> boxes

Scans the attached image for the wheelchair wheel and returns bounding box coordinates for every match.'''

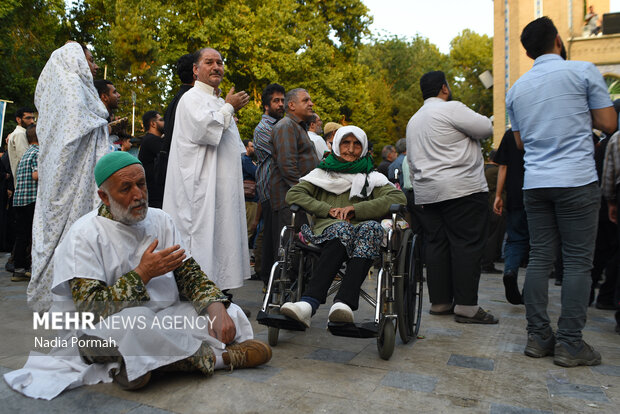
[395,230,423,343]
[268,326,279,347]
[377,319,395,360]
[266,262,285,347]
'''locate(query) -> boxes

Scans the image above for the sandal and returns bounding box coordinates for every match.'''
[429,307,454,315]
[454,308,499,324]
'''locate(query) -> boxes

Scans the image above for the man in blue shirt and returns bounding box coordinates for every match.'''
[506,17,617,367]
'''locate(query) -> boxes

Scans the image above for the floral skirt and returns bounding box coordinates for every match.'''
[300,221,384,259]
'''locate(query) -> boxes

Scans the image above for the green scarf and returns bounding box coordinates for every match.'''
[317,153,375,197]
[317,153,375,174]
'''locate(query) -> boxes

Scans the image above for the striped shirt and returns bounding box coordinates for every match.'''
[269,113,319,211]
[253,114,278,202]
[13,144,39,207]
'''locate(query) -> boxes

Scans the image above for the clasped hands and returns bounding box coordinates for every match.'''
[329,205,355,221]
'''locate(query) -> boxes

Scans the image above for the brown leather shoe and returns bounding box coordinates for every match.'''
[223,339,272,369]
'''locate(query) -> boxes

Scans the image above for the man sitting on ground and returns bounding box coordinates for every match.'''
[5,151,271,399]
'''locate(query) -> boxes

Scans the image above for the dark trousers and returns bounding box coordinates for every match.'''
[481,206,505,268]
[260,199,274,284]
[503,207,530,274]
[420,192,489,306]
[593,202,618,305]
[13,202,35,269]
[523,183,599,345]
[615,187,620,327]
[302,239,373,310]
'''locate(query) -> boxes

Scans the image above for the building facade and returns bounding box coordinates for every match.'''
[493,0,620,144]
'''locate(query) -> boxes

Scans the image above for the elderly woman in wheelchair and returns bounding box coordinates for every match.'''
[280,126,407,328]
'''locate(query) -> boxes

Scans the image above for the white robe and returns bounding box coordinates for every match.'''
[28,43,111,311]
[163,81,250,290]
[4,207,253,400]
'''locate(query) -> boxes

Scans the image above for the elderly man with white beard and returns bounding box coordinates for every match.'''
[4,152,271,399]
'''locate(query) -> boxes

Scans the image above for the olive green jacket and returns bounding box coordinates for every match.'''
[285,180,407,235]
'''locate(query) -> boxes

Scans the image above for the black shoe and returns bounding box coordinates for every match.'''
[481,264,502,274]
[553,341,601,367]
[503,271,523,305]
[454,308,499,324]
[524,333,555,358]
[249,272,261,281]
[5,261,15,273]
[594,302,616,310]
[11,269,31,282]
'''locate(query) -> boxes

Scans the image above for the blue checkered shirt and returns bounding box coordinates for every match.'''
[13,144,39,207]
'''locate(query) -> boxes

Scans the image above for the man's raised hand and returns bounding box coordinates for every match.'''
[134,239,186,284]
[225,87,250,112]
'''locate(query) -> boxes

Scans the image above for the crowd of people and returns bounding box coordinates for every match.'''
[1,15,619,399]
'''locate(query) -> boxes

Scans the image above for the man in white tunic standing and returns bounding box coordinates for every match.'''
[163,48,251,292]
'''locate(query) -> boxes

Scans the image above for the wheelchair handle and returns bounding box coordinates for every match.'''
[389,204,407,215]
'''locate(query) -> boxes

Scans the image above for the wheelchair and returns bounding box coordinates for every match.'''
[257,203,423,360]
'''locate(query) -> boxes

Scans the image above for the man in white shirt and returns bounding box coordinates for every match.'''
[307,114,329,160]
[406,70,497,324]
[7,107,36,186]
[163,48,251,293]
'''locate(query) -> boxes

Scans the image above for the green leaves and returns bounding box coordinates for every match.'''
[1,0,492,159]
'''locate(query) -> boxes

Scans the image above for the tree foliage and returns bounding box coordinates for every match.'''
[1,0,493,161]
[449,29,494,156]
[0,0,69,135]
[358,35,451,154]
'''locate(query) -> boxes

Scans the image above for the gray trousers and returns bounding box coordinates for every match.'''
[523,182,600,345]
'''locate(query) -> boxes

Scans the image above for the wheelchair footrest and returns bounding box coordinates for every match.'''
[327,321,379,338]
[256,310,307,331]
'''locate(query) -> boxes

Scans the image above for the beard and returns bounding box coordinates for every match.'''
[268,107,284,120]
[109,196,148,225]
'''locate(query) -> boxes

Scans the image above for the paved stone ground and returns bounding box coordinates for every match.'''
[0,253,618,414]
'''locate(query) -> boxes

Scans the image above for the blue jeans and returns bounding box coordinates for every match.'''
[503,207,529,274]
[523,182,600,345]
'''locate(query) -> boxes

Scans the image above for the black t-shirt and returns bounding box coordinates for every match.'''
[138,132,164,208]
[493,129,525,210]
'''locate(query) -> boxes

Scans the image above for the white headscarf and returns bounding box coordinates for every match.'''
[299,125,390,199]
[332,125,369,157]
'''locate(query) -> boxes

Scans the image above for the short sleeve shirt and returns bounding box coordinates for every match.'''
[493,130,525,210]
[506,54,612,190]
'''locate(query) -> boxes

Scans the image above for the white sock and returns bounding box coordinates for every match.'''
[454,305,479,317]
[212,348,227,370]
[430,303,452,312]
[214,356,226,370]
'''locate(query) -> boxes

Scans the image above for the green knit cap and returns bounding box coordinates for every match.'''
[94,151,142,187]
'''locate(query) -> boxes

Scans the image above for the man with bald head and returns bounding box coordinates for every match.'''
[163,47,251,293]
